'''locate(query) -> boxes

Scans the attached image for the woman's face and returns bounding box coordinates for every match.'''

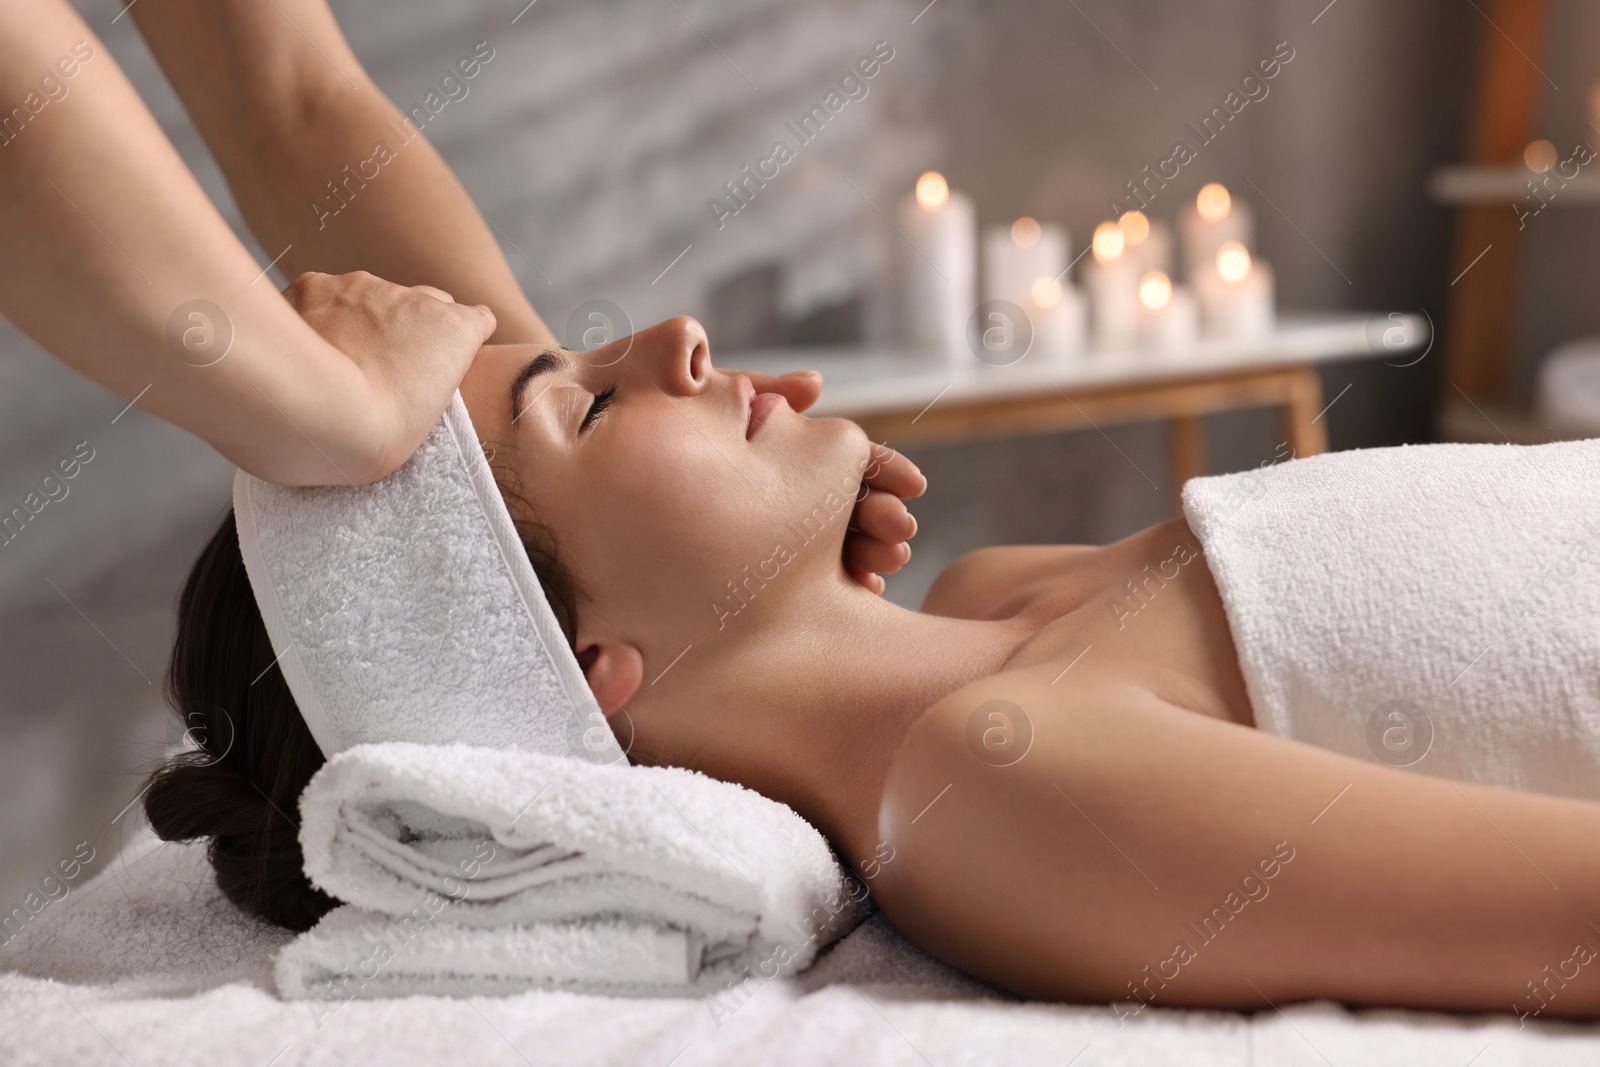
[459,317,870,711]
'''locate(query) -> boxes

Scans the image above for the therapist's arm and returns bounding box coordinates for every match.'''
[127,0,554,347]
[0,0,495,486]
[128,0,925,588]
[132,0,934,585]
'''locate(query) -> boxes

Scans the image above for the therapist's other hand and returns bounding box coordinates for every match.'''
[844,440,926,594]
[282,271,496,482]
[724,368,927,596]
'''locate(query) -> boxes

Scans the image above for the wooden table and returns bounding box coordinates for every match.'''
[724,313,1428,515]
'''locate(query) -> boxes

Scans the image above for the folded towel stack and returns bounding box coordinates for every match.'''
[276,743,869,1002]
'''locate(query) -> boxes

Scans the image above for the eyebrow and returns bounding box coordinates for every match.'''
[510,348,573,424]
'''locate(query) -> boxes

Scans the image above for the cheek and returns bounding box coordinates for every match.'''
[613,422,744,530]
[568,416,869,610]
[625,414,869,556]
[560,426,750,599]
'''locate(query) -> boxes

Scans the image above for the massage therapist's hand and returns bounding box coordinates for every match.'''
[724,368,927,595]
[281,271,497,482]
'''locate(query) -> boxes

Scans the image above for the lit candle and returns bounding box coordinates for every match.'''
[1135,270,1198,350]
[1524,139,1558,173]
[1195,242,1274,339]
[1119,210,1173,276]
[1178,183,1254,285]
[1083,220,1139,350]
[1027,273,1087,357]
[896,171,976,361]
[983,216,1067,307]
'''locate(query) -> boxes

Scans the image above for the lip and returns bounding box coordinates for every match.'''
[738,375,756,438]
[748,392,784,438]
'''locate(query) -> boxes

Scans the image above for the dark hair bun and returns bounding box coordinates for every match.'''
[143,510,336,932]
[144,752,335,931]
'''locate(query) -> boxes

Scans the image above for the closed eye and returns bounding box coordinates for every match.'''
[581,385,616,432]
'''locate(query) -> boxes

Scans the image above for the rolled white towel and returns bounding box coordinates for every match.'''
[279,742,868,1000]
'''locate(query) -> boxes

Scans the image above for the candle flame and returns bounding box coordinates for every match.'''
[1030,275,1063,309]
[1138,271,1172,310]
[1119,210,1151,246]
[1011,217,1042,247]
[1216,242,1251,283]
[915,172,950,210]
[1197,183,1231,222]
[1092,222,1126,264]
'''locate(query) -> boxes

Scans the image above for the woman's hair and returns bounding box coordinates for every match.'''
[143,475,579,931]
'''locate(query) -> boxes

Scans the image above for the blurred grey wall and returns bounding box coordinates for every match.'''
[1516,0,1600,399]
[1,0,1477,910]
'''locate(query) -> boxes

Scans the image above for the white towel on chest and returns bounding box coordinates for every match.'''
[1182,438,1600,799]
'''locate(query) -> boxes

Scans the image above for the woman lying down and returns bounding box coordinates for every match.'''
[146,311,1600,1019]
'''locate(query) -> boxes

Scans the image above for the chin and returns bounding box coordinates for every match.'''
[776,412,863,489]
[708,417,865,585]
[801,413,873,479]
[786,418,871,535]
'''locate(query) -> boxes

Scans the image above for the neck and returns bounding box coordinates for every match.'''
[648,570,1029,869]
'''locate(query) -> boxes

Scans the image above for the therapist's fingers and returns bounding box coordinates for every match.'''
[282,270,497,481]
[723,368,822,413]
[848,569,887,596]
[862,440,928,500]
[286,276,498,383]
[844,490,916,588]
[844,527,911,578]
[410,284,456,304]
[418,292,496,341]
[851,486,917,547]
[403,284,497,345]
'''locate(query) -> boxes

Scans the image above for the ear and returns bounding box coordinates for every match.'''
[575,640,644,719]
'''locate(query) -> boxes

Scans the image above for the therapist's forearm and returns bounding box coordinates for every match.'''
[0,0,386,484]
[128,0,554,347]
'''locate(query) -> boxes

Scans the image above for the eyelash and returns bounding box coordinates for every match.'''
[581,385,616,432]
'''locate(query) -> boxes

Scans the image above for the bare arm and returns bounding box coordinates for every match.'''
[127,0,553,346]
[877,672,1600,1019]
[0,0,494,485]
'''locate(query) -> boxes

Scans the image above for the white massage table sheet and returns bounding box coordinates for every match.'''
[2,831,1595,1066]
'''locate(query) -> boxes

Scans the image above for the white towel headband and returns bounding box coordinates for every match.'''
[232,392,624,764]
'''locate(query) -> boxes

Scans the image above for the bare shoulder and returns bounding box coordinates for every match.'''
[919,544,1093,619]
[868,667,1137,993]
[876,666,1112,850]
[889,666,1062,775]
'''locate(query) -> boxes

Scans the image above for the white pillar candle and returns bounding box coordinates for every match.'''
[1026,275,1087,357]
[983,217,1067,306]
[1196,243,1275,340]
[1135,271,1198,350]
[1178,183,1254,285]
[1120,212,1173,276]
[896,171,976,361]
[1084,220,1139,350]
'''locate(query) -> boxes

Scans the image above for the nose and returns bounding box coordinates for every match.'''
[631,316,709,398]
